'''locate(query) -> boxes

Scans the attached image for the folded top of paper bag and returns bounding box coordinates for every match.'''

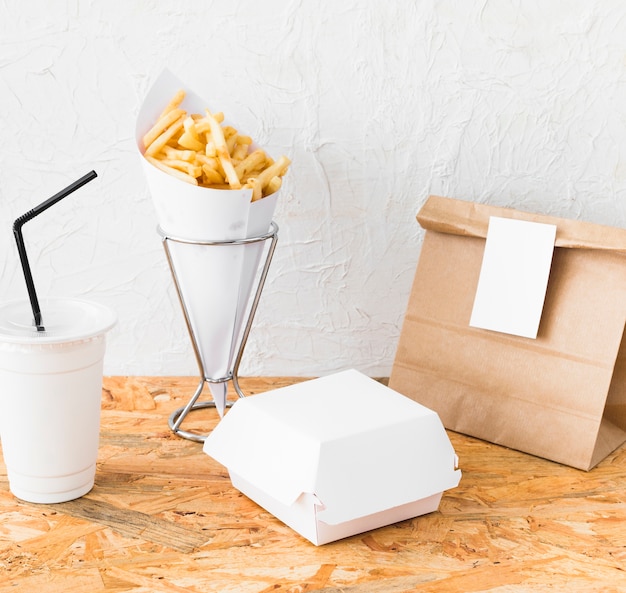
[418,195,626,253]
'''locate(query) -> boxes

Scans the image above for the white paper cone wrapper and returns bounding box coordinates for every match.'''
[208,383,228,418]
[137,70,280,415]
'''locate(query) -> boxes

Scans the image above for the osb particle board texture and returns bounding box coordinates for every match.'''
[1,376,625,592]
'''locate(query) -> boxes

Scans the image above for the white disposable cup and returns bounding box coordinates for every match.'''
[0,298,116,503]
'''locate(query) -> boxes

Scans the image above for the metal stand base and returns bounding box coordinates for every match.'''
[159,222,278,442]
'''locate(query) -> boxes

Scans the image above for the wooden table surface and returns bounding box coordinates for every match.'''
[1,376,625,592]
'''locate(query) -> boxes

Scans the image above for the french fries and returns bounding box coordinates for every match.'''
[142,90,290,200]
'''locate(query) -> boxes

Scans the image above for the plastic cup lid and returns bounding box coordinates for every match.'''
[0,298,117,344]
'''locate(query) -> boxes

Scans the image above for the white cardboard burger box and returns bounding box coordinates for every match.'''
[203,369,461,545]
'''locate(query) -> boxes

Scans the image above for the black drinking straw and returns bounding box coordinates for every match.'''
[12,170,98,332]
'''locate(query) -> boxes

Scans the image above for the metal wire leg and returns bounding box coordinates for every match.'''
[167,378,235,443]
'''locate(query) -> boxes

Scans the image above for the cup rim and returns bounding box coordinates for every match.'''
[0,297,117,345]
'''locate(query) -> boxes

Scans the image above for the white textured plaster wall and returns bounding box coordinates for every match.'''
[0,1,625,377]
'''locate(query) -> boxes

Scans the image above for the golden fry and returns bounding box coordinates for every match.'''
[234,149,266,180]
[157,89,185,119]
[232,136,252,161]
[194,153,219,169]
[205,138,217,158]
[193,112,224,133]
[142,108,185,150]
[265,176,282,197]
[220,158,241,189]
[201,164,224,184]
[204,109,241,189]
[145,155,198,185]
[144,114,185,157]
[183,116,199,136]
[161,146,196,162]
[178,131,205,151]
[180,117,204,148]
[159,158,202,178]
[250,178,263,202]
[254,155,291,191]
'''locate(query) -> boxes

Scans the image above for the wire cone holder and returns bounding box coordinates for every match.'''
[159,222,278,442]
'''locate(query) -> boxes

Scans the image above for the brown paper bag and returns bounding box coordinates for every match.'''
[390,195,626,470]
